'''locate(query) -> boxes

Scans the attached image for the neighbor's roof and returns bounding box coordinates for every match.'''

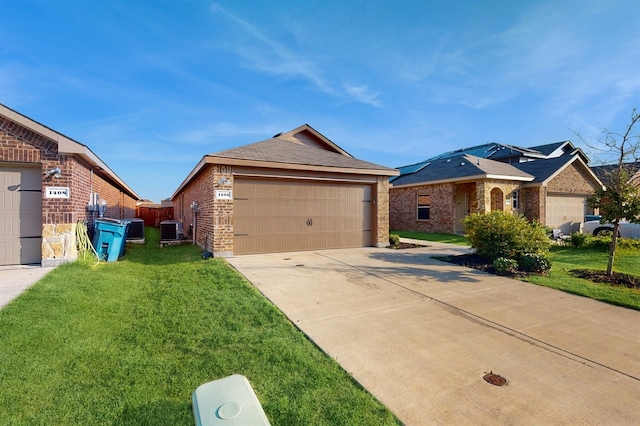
[390,154,534,188]
[172,125,398,198]
[392,140,591,186]
[590,161,640,181]
[0,103,141,200]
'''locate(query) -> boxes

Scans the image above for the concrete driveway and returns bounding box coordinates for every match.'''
[0,265,54,310]
[228,242,640,425]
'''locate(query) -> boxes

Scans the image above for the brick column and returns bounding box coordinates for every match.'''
[212,166,234,257]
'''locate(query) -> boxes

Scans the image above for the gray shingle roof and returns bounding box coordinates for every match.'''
[210,137,396,172]
[391,154,533,186]
[511,155,587,184]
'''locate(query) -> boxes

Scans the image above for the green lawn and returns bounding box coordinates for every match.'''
[390,230,469,245]
[0,228,400,425]
[402,231,640,310]
[523,245,640,310]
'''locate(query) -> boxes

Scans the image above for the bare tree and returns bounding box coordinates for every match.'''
[577,108,640,275]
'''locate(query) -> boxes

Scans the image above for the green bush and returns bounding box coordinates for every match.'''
[519,253,552,273]
[493,257,518,274]
[613,237,640,250]
[569,232,588,247]
[585,235,613,251]
[389,234,400,247]
[582,235,640,251]
[464,211,551,261]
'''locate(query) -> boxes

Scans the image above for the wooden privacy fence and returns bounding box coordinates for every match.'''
[136,206,174,227]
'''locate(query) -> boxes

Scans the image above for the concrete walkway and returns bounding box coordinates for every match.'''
[0,265,55,309]
[228,242,640,425]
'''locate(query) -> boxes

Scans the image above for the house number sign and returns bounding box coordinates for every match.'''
[216,190,233,200]
[46,187,71,199]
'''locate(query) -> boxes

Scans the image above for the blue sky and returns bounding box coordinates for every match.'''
[2,0,639,202]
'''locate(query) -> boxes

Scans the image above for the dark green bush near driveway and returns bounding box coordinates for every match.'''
[464,211,551,263]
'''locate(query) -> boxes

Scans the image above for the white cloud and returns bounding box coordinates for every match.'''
[209,3,381,107]
[344,85,382,108]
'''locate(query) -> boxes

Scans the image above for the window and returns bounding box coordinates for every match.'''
[512,190,520,209]
[417,194,430,220]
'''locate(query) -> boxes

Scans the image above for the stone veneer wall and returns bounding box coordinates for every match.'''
[477,179,522,214]
[42,223,78,264]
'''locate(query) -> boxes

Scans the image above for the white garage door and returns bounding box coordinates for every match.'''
[0,166,42,265]
[234,178,373,255]
[546,194,586,234]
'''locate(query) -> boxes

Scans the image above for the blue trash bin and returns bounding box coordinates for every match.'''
[92,218,130,262]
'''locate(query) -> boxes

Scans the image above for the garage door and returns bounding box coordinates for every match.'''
[234,179,373,255]
[546,194,586,234]
[0,166,42,265]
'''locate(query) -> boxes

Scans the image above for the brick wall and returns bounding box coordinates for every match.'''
[391,180,529,234]
[375,176,390,247]
[174,165,218,253]
[1,115,137,266]
[547,161,598,194]
[390,183,456,233]
[523,186,544,223]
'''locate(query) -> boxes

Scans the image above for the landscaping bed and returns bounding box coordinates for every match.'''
[569,269,640,289]
[440,252,640,289]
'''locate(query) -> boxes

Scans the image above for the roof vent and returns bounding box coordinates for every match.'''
[272,132,283,138]
[460,162,465,166]
[446,159,451,163]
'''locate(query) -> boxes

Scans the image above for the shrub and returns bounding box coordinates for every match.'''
[569,232,588,247]
[585,235,613,251]
[493,257,518,274]
[463,211,551,261]
[389,234,400,247]
[583,235,640,251]
[519,253,552,273]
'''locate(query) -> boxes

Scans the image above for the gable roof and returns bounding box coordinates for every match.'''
[172,125,398,198]
[212,137,391,171]
[0,103,141,200]
[392,139,591,187]
[390,154,534,188]
[513,154,602,187]
[274,124,353,157]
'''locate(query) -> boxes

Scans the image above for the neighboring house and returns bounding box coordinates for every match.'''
[171,124,398,256]
[0,103,142,266]
[591,161,640,190]
[390,141,603,235]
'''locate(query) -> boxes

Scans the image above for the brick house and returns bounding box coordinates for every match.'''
[171,124,398,256]
[0,103,141,266]
[390,141,603,235]
[591,161,640,192]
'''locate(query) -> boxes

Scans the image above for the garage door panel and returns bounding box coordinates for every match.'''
[234,179,373,255]
[1,166,42,265]
[546,195,586,234]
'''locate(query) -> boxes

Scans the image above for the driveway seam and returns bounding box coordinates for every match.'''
[317,251,640,383]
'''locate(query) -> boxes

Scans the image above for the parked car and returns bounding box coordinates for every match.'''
[582,220,640,239]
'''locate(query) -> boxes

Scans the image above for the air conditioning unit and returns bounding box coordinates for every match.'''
[124,218,145,241]
[160,220,184,241]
